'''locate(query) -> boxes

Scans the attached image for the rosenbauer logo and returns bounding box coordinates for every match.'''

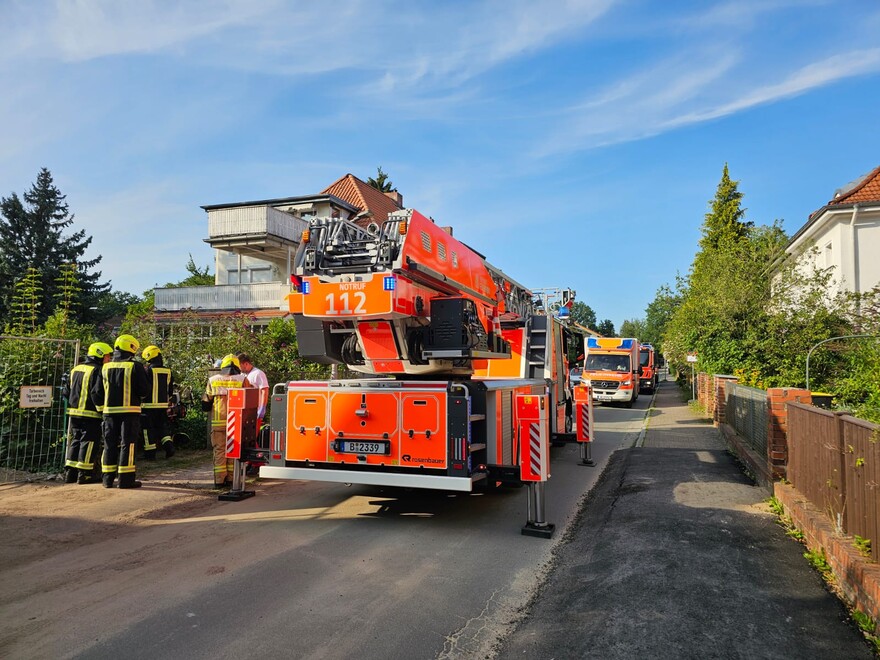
[401,454,443,465]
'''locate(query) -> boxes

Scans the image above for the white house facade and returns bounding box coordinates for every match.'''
[783,165,880,299]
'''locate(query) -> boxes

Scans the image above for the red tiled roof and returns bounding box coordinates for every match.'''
[828,164,880,205]
[321,173,403,227]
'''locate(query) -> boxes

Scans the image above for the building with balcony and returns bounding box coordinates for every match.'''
[154,174,404,323]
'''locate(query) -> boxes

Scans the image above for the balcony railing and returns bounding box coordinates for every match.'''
[154,282,289,312]
[207,206,308,243]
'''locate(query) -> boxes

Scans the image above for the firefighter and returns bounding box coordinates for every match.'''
[90,334,150,489]
[204,354,251,488]
[140,345,176,460]
[63,342,113,484]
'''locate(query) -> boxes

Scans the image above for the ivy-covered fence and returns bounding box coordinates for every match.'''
[0,335,80,481]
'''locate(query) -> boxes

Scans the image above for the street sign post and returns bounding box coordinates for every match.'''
[686,352,698,400]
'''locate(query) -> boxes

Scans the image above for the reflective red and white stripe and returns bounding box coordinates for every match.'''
[226,416,236,456]
[528,422,542,477]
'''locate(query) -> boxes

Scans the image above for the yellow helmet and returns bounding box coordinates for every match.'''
[87,342,113,359]
[220,354,240,370]
[142,345,162,362]
[114,334,140,354]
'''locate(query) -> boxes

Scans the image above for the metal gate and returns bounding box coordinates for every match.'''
[0,335,80,482]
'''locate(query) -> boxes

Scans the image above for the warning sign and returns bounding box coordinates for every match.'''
[20,386,53,408]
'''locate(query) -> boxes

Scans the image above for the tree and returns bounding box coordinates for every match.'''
[0,168,109,323]
[619,318,646,339]
[569,301,597,331]
[698,163,752,253]
[367,166,396,193]
[596,319,615,336]
[173,254,213,287]
[643,284,681,353]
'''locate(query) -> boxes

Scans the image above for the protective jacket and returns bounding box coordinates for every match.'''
[67,356,104,418]
[143,359,173,409]
[91,349,149,414]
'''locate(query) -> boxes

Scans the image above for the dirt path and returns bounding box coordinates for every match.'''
[0,451,296,658]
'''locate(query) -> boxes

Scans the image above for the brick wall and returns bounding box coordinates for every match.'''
[713,376,738,426]
[766,388,812,479]
[696,372,715,418]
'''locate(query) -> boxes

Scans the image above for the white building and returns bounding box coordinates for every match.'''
[782,165,880,299]
[153,174,403,324]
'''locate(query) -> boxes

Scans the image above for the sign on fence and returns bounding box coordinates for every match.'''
[19,386,53,408]
[1,335,80,482]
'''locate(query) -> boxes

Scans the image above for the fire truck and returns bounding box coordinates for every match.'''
[582,337,640,408]
[638,343,658,394]
[238,209,594,537]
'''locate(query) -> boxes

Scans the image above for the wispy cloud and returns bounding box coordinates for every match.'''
[535,47,880,156]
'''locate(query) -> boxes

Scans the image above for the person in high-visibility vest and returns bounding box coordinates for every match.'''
[90,334,150,489]
[140,345,176,460]
[63,342,113,484]
[204,354,251,488]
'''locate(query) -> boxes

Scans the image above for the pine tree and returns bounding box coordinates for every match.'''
[0,168,109,322]
[698,163,752,252]
[367,166,396,193]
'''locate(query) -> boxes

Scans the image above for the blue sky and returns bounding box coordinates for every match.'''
[2,0,879,330]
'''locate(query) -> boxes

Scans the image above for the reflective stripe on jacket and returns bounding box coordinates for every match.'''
[206,373,250,427]
[97,358,149,414]
[142,366,173,409]
[68,362,101,418]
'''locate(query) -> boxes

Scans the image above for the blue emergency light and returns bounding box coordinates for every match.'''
[383,276,396,291]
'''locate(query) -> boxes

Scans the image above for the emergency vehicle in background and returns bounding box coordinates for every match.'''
[244,208,594,537]
[581,337,640,408]
[638,343,658,394]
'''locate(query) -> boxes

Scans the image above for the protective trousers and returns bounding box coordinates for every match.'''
[210,425,234,486]
[65,417,102,484]
[141,408,174,459]
[102,413,140,488]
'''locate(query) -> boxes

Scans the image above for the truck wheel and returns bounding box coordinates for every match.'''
[624,398,634,409]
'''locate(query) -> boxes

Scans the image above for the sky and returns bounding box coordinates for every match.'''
[2,0,880,330]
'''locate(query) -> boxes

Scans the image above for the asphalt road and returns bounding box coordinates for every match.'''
[70,396,651,660]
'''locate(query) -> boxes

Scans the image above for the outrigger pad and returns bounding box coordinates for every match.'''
[218,490,256,502]
[521,522,555,539]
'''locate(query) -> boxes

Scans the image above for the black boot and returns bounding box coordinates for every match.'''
[163,441,176,459]
[143,450,157,461]
[77,473,97,484]
[102,473,115,489]
[64,467,79,484]
[117,473,142,489]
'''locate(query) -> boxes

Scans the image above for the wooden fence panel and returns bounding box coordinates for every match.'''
[841,415,880,562]
[787,403,844,524]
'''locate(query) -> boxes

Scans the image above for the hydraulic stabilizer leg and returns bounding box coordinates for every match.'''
[218,457,255,502]
[522,482,555,538]
[579,441,596,467]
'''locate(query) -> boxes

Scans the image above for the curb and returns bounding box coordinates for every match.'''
[634,383,661,448]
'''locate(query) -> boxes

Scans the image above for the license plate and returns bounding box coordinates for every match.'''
[596,395,613,401]
[337,440,388,455]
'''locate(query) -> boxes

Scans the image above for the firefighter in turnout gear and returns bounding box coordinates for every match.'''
[63,342,113,484]
[140,345,176,460]
[90,334,150,489]
[204,354,251,488]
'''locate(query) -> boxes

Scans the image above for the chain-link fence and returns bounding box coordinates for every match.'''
[726,382,768,458]
[0,335,80,482]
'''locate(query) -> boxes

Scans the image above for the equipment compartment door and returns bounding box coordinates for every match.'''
[328,391,400,465]
[287,392,329,462]
[400,393,447,469]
